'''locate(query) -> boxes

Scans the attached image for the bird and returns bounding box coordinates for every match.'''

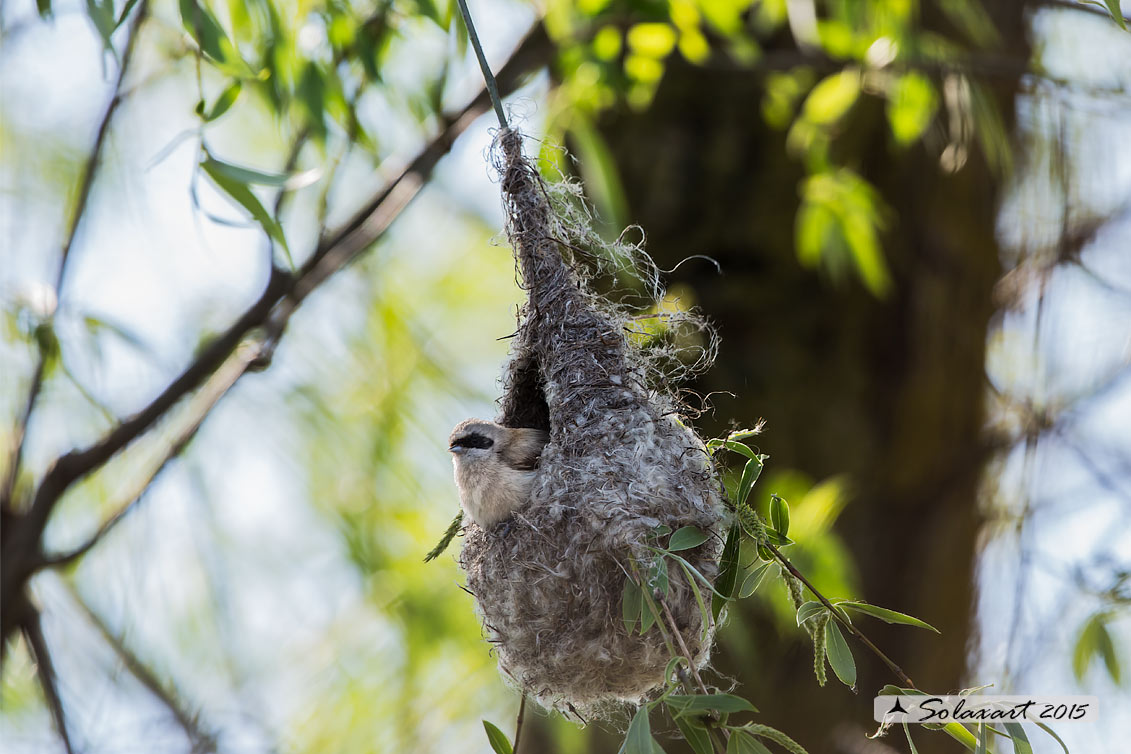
[449,419,549,530]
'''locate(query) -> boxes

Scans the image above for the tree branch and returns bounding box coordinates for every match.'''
[767,542,918,689]
[41,342,258,569]
[22,607,76,754]
[65,582,217,752]
[0,0,149,513]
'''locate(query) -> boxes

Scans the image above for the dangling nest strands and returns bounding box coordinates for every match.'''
[458,128,725,717]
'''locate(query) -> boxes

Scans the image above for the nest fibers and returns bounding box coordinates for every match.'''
[458,129,725,716]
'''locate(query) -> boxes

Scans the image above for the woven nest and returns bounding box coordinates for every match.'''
[459,129,725,716]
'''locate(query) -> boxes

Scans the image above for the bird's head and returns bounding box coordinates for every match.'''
[448,419,504,465]
[448,419,549,472]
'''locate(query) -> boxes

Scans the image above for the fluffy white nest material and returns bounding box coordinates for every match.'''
[458,129,725,716]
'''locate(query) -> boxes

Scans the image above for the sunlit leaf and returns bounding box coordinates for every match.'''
[796,601,825,627]
[887,73,938,145]
[802,69,860,126]
[482,721,513,754]
[769,494,789,536]
[836,601,940,633]
[627,23,677,58]
[1102,0,1128,29]
[201,157,290,261]
[203,80,242,122]
[736,455,765,505]
[825,622,856,688]
[738,563,771,598]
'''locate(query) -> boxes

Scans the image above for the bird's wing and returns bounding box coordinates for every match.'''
[500,428,550,471]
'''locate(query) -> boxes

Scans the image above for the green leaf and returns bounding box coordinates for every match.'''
[36,0,52,18]
[203,80,242,122]
[902,723,920,754]
[738,563,771,599]
[179,0,234,65]
[86,0,116,52]
[674,714,715,754]
[1095,617,1122,683]
[706,438,758,461]
[1034,722,1070,754]
[200,157,290,261]
[1003,723,1033,754]
[1103,0,1128,30]
[619,706,653,754]
[669,526,710,551]
[623,577,643,634]
[886,72,938,145]
[666,693,757,716]
[769,494,789,536]
[802,69,861,125]
[795,601,825,627]
[836,601,940,633]
[728,730,773,754]
[975,723,987,754]
[482,721,513,754]
[825,622,856,688]
[712,524,740,621]
[114,0,139,29]
[678,560,712,643]
[626,22,677,58]
[736,455,765,505]
[203,154,291,186]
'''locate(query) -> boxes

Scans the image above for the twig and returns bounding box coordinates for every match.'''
[454,0,508,128]
[766,542,917,689]
[22,608,76,754]
[41,342,257,569]
[513,694,526,753]
[0,0,149,512]
[660,599,728,753]
[65,581,217,752]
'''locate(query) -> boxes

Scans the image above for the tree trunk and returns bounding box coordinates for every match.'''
[594,4,1027,750]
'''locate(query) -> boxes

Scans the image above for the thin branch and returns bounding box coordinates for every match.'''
[513,694,526,754]
[41,343,258,569]
[660,599,728,753]
[455,0,508,128]
[0,0,149,512]
[65,581,217,752]
[766,542,917,689]
[22,608,76,754]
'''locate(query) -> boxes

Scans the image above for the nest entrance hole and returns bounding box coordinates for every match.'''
[499,351,550,432]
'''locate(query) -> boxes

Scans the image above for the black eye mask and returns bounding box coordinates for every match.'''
[452,433,494,450]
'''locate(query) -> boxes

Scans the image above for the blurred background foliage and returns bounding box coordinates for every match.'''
[1,0,1129,752]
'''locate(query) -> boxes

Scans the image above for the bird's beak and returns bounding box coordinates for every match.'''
[448,444,465,454]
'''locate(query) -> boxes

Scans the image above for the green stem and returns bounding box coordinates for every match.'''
[454,0,508,128]
[766,541,917,689]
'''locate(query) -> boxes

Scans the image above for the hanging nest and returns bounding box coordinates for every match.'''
[458,129,725,716]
